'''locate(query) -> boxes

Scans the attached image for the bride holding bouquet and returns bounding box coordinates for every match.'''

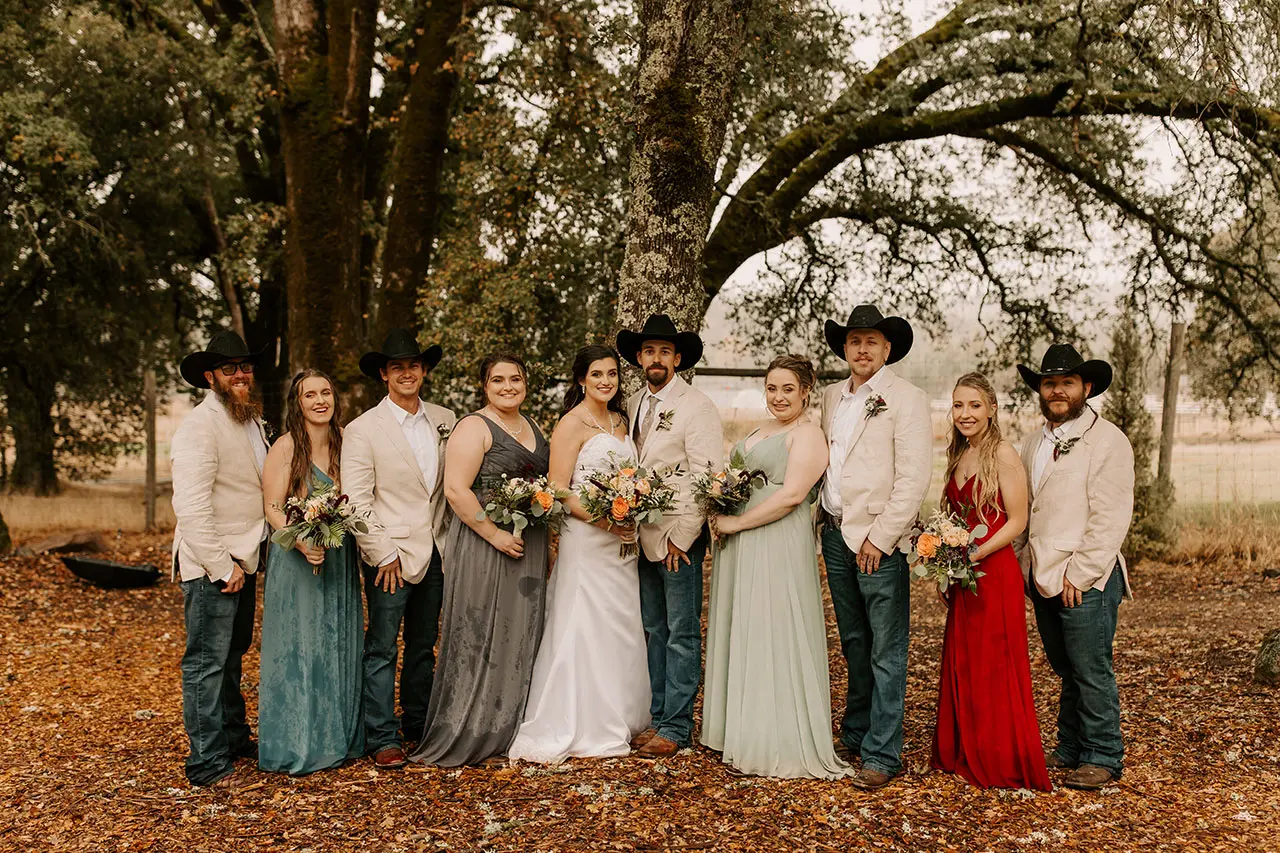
[508,346,657,764]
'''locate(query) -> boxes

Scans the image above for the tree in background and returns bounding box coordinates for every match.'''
[1103,311,1177,559]
[8,0,1280,482]
[0,2,204,492]
[710,1,1280,380]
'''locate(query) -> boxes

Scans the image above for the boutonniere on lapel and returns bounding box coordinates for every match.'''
[1051,435,1080,461]
[436,422,453,441]
[656,409,676,432]
[1050,407,1099,461]
[864,394,888,420]
[262,420,278,443]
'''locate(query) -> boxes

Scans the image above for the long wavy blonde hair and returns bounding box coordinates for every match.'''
[944,372,1003,523]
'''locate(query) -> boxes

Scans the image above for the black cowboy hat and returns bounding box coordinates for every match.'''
[359,328,444,380]
[180,331,268,389]
[1017,343,1112,398]
[616,314,704,369]
[824,304,913,364]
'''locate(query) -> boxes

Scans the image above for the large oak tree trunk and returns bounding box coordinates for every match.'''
[615,0,753,345]
[375,0,468,344]
[274,0,378,409]
[5,367,58,495]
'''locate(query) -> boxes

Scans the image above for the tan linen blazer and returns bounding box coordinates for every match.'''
[627,375,724,562]
[1016,411,1134,598]
[819,367,933,555]
[341,397,457,584]
[169,395,267,582]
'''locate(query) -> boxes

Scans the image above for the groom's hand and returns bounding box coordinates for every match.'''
[375,556,404,593]
[664,541,691,572]
[856,538,883,574]
[1060,578,1083,608]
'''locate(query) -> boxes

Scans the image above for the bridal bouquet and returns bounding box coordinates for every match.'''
[908,509,987,594]
[691,448,768,516]
[477,475,571,539]
[271,482,369,574]
[577,454,680,557]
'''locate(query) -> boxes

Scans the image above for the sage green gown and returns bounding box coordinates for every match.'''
[258,465,364,774]
[700,431,851,779]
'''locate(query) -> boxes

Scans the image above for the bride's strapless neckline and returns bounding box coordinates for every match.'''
[582,432,629,451]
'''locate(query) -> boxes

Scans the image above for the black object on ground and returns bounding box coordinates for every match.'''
[60,555,161,589]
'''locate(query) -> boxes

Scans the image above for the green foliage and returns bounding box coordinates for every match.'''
[716,1,1280,387]
[1103,312,1177,560]
[0,1,214,488]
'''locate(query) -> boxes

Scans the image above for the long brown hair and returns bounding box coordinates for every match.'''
[284,370,343,499]
[944,372,1003,523]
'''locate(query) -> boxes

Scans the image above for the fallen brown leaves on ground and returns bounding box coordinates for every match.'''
[2,531,1279,852]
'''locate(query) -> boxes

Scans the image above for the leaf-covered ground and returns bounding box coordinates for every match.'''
[3,532,1279,851]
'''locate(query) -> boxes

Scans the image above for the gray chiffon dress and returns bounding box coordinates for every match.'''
[409,413,549,766]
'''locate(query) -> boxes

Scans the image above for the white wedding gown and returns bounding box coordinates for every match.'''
[508,432,652,763]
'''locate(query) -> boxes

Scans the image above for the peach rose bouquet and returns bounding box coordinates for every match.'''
[908,509,987,594]
[577,453,679,557]
[477,475,570,540]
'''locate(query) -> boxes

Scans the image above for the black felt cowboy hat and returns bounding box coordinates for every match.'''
[616,314,704,369]
[180,331,268,389]
[358,328,444,380]
[824,304,913,363]
[1017,343,1113,398]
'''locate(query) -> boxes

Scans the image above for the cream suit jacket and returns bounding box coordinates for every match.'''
[1016,411,1134,598]
[170,395,267,582]
[627,375,724,562]
[341,398,457,584]
[820,367,933,555]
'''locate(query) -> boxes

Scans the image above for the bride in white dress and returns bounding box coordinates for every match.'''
[509,346,652,763]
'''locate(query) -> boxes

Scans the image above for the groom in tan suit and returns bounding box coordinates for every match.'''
[1016,344,1134,791]
[618,315,723,758]
[171,331,270,788]
[818,305,932,790]
[342,329,456,770]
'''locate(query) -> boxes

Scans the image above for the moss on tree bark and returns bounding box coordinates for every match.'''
[615,0,754,346]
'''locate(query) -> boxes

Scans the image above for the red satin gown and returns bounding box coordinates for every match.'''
[931,475,1051,791]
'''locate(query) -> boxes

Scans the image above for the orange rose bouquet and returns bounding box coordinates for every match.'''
[577,453,680,557]
[908,509,987,594]
[477,475,570,540]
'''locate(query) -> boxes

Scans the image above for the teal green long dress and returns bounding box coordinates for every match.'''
[700,431,852,779]
[258,465,364,774]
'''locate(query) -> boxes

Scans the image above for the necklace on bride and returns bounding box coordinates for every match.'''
[584,407,619,435]
[486,406,525,438]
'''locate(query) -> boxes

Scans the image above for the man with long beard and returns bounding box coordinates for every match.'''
[1016,344,1135,791]
[171,331,271,788]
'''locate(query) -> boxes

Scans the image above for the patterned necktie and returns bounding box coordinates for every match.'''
[635,395,660,453]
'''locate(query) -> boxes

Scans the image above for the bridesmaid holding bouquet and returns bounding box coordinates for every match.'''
[701,355,851,779]
[931,372,1050,791]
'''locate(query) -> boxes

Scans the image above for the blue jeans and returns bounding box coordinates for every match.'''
[1032,566,1124,775]
[638,531,708,747]
[181,571,257,786]
[820,524,909,776]
[362,552,444,752]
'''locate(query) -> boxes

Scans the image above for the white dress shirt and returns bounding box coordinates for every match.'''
[383,394,439,490]
[378,395,439,568]
[1031,410,1086,492]
[822,366,886,516]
